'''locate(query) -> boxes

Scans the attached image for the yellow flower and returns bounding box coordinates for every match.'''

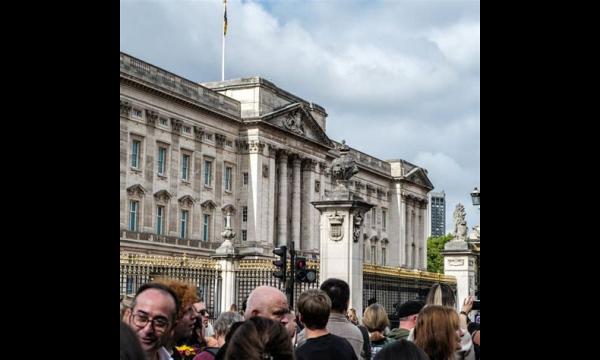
[175,345,196,359]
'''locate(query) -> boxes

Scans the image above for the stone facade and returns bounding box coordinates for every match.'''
[120,52,434,269]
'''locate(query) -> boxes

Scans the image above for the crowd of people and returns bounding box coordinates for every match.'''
[120,278,480,360]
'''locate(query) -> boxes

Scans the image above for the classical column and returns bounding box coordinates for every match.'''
[417,202,423,269]
[301,159,317,251]
[421,199,431,270]
[267,145,277,247]
[316,162,327,248]
[292,154,302,251]
[248,140,265,243]
[407,201,414,268]
[277,151,288,246]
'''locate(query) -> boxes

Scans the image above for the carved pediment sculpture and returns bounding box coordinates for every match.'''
[261,104,334,148]
[153,190,172,204]
[126,184,146,198]
[178,195,195,208]
[201,200,217,211]
[284,109,305,135]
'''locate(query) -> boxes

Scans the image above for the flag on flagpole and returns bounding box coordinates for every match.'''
[224,0,228,36]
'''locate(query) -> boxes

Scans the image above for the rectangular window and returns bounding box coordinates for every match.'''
[182,125,191,134]
[128,200,139,231]
[242,230,247,241]
[204,160,212,186]
[382,248,386,266]
[157,147,167,175]
[181,154,190,181]
[180,210,189,238]
[371,245,376,265]
[131,140,141,168]
[205,133,213,141]
[243,172,249,185]
[382,209,387,231]
[225,166,233,191]
[226,140,233,147]
[242,206,248,222]
[203,214,210,241]
[132,108,143,119]
[156,206,165,235]
[159,117,168,126]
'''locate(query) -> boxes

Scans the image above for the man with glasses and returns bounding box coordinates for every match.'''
[124,283,180,360]
[193,299,214,338]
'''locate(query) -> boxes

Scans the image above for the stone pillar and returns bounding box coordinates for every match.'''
[302,160,317,251]
[213,212,239,313]
[443,242,478,312]
[248,140,265,243]
[216,257,237,312]
[277,151,288,246]
[267,146,277,247]
[406,202,413,268]
[422,200,429,269]
[312,200,372,314]
[417,203,422,269]
[398,188,406,266]
[316,162,327,249]
[292,155,302,251]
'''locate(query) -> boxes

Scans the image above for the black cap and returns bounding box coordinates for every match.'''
[396,300,425,318]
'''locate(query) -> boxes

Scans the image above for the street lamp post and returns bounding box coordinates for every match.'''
[470,187,480,207]
[470,187,480,301]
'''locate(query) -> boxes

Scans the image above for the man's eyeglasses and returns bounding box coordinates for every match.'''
[131,313,170,333]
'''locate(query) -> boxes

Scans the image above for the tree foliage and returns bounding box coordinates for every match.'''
[427,234,454,273]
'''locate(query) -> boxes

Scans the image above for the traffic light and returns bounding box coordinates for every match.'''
[295,256,317,283]
[272,246,287,280]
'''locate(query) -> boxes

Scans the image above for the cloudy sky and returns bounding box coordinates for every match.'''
[120,0,480,234]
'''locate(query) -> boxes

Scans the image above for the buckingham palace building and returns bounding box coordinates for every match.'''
[120,52,435,271]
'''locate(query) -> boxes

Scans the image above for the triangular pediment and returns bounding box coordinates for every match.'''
[126,184,146,197]
[201,200,217,210]
[405,168,434,190]
[178,195,195,208]
[260,103,334,148]
[153,189,172,203]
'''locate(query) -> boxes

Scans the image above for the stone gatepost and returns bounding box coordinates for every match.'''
[442,203,478,310]
[311,141,373,313]
[212,211,240,313]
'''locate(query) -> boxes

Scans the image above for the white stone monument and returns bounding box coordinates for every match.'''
[312,141,373,313]
[442,203,478,310]
[212,210,240,312]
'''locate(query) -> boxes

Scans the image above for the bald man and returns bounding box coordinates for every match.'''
[215,286,293,359]
[244,285,291,329]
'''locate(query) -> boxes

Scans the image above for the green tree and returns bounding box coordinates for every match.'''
[427,234,454,273]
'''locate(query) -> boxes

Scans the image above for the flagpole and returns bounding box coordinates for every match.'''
[221,0,226,81]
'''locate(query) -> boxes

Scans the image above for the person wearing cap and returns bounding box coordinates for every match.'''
[387,300,424,341]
